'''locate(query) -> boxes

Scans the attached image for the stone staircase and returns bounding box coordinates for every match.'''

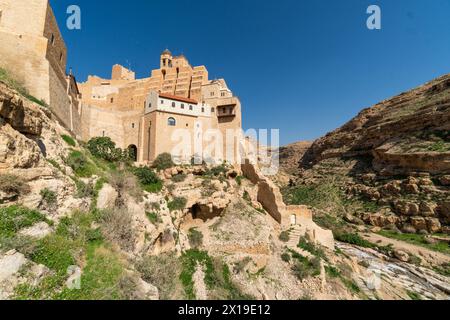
[285,225,313,258]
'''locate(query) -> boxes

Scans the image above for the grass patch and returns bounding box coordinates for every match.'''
[0,206,51,239]
[378,230,450,255]
[66,150,99,178]
[61,135,76,147]
[146,211,161,225]
[288,249,321,280]
[40,188,57,207]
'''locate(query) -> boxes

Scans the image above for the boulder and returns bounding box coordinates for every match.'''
[97,183,118,210]
[393,250,410,262]
[410,217,428,232]
[425,218,442,234]
[19,222,52,239]
[419,202,437,217]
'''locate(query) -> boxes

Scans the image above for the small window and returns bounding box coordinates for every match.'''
[59,52,63,62]
[210,92,214,97]
[221,92,225,97]
[168,117,176,126]
[50,34,55,45]
[201,107,205,113]
[186,123,189,127]
[172,102,176,108]
[181,103,184,109]
[211,107,215,113]
[110,98,114,103]
[160,100,164,104]
[148,102,152,108]
[189,105,193,111]
[102,130,105,137]
[132,123,135,129]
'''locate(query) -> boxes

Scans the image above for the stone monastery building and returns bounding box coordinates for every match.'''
[0,0,242,163]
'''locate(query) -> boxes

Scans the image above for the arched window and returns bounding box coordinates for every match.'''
[168,117,176,126]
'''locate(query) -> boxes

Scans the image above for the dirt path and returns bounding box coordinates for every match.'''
[360,232,450,267]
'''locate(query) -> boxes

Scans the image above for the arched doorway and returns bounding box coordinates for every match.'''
[128,144,138,162]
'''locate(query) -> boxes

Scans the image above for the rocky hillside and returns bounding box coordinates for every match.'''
[279,74,450,292]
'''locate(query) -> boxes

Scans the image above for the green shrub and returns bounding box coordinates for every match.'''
[66,150,98,177]
[152,153,175,171]
[325,266,341,278]
[75,180,94,198]
[0,174,30,195]
[298,236,326,259]
[132,166,159,185]
[0,206,50,238]
[168,197,187,212]
[279,231,290,242]
[205,164,228,177]
[40,188,57,207]
[146,212,161,225]
[87,137,127,162]
[188,228,203,248]
[235,176,244,186]
[61,134,76,147]
[281,252,291,262]
[289,250,321,280]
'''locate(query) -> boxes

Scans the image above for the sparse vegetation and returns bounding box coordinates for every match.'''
[0,174,30,196]
[98,208,135,251]
[179,249,250,300]
[406,290,422,300]
[137,253,183,300]
[152,153,175,171]
[167,197,187,212]
[61,134,76,147]
[0,67,48,107]
[40,188,57,207]
[66,150,98,178]
[171,173,187,183]
[188,228,203,248]
[146,211,161,225]
[289,249,321,280]
[279,230,290,242]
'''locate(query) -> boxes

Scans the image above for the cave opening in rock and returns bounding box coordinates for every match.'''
[189,203,224,222]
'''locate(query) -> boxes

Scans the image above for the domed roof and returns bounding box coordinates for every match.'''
[161,49,172,56]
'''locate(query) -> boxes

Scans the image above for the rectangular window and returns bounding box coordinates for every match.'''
[189,105,193,111]
[181,103,184,109]
[60,52,63,62]
[110,98,114,103]
[161,100,164,104]
[50,34,55,45]
[148,102,152,108]
[202,107,205,113]
[132,123,135,129]
[210,92,214,97]
[211,107,215,113]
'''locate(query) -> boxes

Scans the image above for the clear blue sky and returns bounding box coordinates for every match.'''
[50,0,450,146]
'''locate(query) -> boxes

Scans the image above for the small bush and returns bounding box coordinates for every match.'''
[152,153,175,171]
[99,208,135,251]
[66,150,98,177]
[61,134,76,147]
[136,253,182,300]
[289,250,321,280]
[168,197,187,212]
[325,266,341,278]
[171,174,187,183]
[205,164,228,177]
[233,257,252,273]
[235,176,244,186]
[281,252,291,262]
[87,137,127,162]
[131,166,162,193]
[109,171,143,201]
[0,174,30,195]
[146,212,161,225]
[75,180,94,198]
[188,228,203,248]
[40,188,57,207]
[279,231,290,242]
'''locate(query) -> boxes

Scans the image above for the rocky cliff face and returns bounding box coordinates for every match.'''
[302,74,450,175]
[283,74,450,237]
